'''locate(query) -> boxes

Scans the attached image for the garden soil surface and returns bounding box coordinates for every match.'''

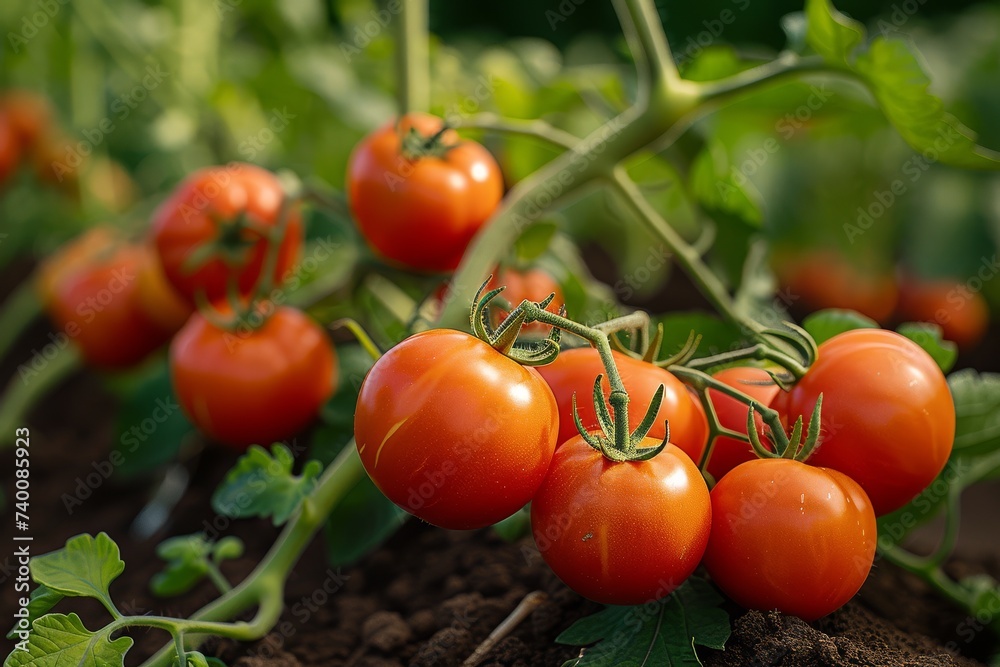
[2,260,999,667]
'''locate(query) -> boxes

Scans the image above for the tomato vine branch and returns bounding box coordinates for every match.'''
[139,445,366,667]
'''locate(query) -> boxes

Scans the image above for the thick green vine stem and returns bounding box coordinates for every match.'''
[470,284,667,461]
[138,445,366,667]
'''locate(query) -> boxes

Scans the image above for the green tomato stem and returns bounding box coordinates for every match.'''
[519,301,631,453]
[0,346,81,448]
[457,114,580,151]
[396,0,429,114]
[0,279,43,364]
[682,342,808,379]
[139,444,366,667]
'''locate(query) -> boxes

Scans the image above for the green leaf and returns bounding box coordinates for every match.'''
[30,534,124,612]
[949,370,1000,457]
[514,220,559,263]
[212,444,323,526]
[323,475,408,567]
[492,506,530,542]
[7,586,63,640]
[556,578,729,666]
[4,613,132,667]
[896,322,957,373]
[652,312,745,360]
[801,309,878,345]
[150,534,242,598]
[111,360,195,479]
[690,142,763,227]
[805,0,865,64]
[853,38,1000,169]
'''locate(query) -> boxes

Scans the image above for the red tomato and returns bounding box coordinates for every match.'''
[354,329,558,530]
[896,277,988,349]
[486,267,563,336]
[536,348,708,460]
[705,367,779,481]
[170,306,335,448]
[771,329,954,515]
[134,244,193,334]
[36,227,122,307]
[347,113,503,272]
[776,250,897,324]
[1,90,53,151]
[46,245,174,368]
[151,164,303,303]
[0,112,19,185]
[704,459,876,620]
[530,435,711,605]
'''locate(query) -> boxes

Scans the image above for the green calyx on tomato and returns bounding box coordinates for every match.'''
[744,394,823,463]
[399,122,454,161]
[470,278,562,366]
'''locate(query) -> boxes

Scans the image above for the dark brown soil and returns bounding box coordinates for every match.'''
[1,262,998,667]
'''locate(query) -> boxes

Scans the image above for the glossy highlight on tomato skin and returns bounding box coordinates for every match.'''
[704,459,877,621]
[347,113,504,273]
[771,329,955,516]
[530,436,711,605]
[170,306,335,448]
[536,348,708,461]
[354,329,559,530]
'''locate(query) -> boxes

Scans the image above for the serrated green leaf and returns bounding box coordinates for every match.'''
[853,38,1000,169]
[690,143,763,227]
[896,322,957,373]
[323,474,408,567]
[949,370,1000,457]
[212,444,323,526]
[150,534,241,598]
[213,536,245,562]
[30,534,123,612]
[3,613,132,667]
[7,586,63,641]
[514,221,559,263]
[805,0,865,64]
[801,309,878,345]
[556,578,729,666]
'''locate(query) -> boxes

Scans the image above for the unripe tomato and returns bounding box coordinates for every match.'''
[771,329,954,515]
[896,277,988,349]
[354,329,558,530]
[170,306,335,448]
[151,164,303,303]
[46,245,174,369]
[705,367,779,481]
[531,435,711,605]
[704,458,877,620]
[536,348,708,461]
[347,113,503,272]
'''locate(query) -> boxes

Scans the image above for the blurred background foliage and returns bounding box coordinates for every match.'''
[2,0,1000,314]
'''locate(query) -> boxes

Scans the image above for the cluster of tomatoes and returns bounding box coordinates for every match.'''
[776,250,990,349]
[39,163,334,448]
[356,319,954,620]
[37,109,957,623]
